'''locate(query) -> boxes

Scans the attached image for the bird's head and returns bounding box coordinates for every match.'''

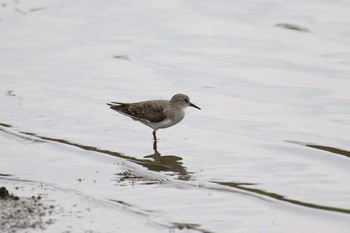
[171,94,201,110]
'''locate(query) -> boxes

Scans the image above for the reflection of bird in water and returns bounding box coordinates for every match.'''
[116,148,191,182]
[107,94,201,150]
[142,149,191,181]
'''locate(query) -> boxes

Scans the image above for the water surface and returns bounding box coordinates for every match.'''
[1,0,350,232]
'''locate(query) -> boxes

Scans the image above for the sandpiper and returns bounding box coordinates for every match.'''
[107,94,201,141]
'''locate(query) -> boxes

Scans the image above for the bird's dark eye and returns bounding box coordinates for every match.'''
[184,98,189,102]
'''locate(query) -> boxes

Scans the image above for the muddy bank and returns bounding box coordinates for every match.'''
[0,186,56,233]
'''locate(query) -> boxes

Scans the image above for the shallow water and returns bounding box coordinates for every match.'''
[1,0,350,232]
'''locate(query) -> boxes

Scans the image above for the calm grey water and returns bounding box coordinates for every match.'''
[1,0,350,232]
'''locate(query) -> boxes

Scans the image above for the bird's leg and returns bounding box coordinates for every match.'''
[152,130,158,150]
[152,130,155,141]
[153,140,157,151]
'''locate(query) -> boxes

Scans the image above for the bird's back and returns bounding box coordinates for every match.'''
[107,100,168,123]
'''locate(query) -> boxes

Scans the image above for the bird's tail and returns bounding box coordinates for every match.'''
[106,102,127,107]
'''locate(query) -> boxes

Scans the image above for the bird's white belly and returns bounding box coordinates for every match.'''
[149,119,175,130]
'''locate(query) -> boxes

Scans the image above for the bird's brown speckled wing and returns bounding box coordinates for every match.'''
[108,101,167,123]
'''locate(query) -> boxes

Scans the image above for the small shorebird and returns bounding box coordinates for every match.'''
[107,94,201,143]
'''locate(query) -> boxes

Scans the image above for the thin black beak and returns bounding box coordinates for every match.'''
[190,102,201,110]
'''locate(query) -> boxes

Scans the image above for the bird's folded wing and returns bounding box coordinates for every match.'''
[108,102,167,123]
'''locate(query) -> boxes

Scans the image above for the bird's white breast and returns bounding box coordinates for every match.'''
[149,119,173,130]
